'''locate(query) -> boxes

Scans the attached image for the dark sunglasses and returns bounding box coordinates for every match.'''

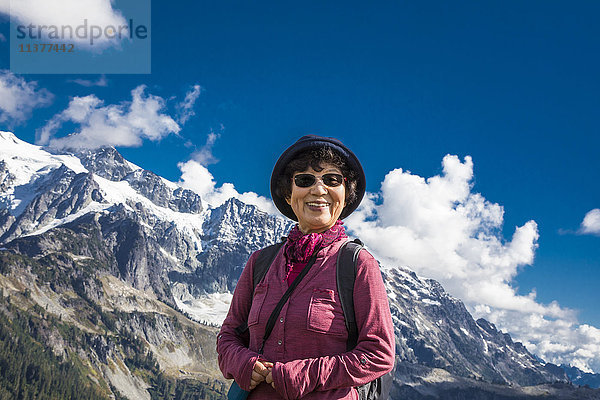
[293,173,345,188]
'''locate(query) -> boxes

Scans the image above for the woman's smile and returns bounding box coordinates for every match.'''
[306,201,329,208]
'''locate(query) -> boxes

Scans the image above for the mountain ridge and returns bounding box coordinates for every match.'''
[1,132,597,399]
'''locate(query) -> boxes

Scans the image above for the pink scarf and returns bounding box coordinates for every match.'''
[283,220,348,283]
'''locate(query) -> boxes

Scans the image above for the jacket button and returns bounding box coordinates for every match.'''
[278,340,282,345]
[360,357,367,365]
[280,318,284,323]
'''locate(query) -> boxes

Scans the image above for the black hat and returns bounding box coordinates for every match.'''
[270,135,366,220]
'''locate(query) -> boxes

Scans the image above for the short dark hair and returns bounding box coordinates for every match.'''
[275,146,358,206]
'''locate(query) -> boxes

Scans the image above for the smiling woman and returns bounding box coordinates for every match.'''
[216,135,395,399]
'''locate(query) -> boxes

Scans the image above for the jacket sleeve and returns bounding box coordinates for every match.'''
[216,251,260,391]
[271,250,395,399]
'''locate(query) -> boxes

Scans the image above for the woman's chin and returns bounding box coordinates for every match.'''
[300,218,334,233]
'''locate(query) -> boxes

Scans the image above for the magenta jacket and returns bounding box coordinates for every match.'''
[217,239,395,399]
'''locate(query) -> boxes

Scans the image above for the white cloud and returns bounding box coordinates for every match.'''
[176,84,202,124]
[68,75,108,87]
[0,70,53,126]
[0,0,128,49]
[345,154,600,372]
[483,309,600,373]
[37,85,180,149]
[178,159,277,215]
[190,130,220,166]
[579,208,600,236]
[178,160,216,200]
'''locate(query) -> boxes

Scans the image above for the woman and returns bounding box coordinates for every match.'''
[217,135,395,399]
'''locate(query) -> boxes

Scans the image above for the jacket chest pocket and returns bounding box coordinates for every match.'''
[307,288,346,336]
[248,282,269,327]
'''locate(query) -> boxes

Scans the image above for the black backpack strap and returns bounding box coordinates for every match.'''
[338,238,393,400]
[252,238,286,291]
[259,248,320,354]
[234,238,286,337]
[336,238,364,351]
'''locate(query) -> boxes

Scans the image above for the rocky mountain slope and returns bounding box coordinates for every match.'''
[561,365,600,389]
[1,131,598,399]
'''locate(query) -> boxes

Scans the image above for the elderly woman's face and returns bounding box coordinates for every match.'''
[286,163,346,234]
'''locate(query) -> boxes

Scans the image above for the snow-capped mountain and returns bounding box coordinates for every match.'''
[0,131,291,316]
[384,266,565,389]
[1,131,598,399]
[561,365,600,389]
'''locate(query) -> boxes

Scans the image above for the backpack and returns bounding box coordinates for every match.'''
[239,238,393,400]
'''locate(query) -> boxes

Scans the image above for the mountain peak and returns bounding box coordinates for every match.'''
[0,131,45,157]
[0,131,21,144]
[76,146,137,182]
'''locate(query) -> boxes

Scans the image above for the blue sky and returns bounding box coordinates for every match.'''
[1,1,599,371]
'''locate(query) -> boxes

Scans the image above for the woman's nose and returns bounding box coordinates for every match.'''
[310,181,328,194]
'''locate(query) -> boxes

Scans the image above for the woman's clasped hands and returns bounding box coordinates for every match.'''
[250,359,276,390]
